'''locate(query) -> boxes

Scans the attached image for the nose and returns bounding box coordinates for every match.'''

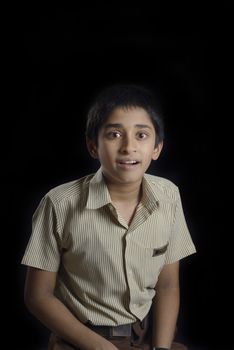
[119,134,137,154]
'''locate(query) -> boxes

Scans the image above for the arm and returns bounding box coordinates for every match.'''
[24,267,118,350]
[151,261,180,349]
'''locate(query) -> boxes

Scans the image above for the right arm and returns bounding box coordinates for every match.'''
[24,267,118,350]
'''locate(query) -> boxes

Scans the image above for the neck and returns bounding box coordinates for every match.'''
[104,178,142,204]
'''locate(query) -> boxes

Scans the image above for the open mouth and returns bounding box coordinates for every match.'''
[117,160,140,169]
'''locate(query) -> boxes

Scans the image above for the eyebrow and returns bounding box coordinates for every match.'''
[104,123,153,129]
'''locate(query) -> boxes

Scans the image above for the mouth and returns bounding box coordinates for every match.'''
[116,159,140,169]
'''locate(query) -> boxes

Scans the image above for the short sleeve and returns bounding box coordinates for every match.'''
[165,188,196,264]
[21,195,62,272]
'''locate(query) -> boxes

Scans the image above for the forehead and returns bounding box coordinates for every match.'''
[103,106,154,127]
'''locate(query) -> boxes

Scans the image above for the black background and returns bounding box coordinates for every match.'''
[6,2,232,350]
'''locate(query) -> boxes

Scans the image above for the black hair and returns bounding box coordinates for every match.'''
[86,84,164,146]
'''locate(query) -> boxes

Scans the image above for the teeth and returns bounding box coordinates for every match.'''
[120,160,137,164]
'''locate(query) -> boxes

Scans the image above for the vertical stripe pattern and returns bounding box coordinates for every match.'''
[21,167,196,326]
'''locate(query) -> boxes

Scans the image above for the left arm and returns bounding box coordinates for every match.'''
[151,261,180,349]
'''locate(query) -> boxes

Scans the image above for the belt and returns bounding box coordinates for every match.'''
[86,323,132,338]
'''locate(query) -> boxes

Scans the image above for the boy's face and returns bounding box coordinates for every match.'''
[87,107,163,187]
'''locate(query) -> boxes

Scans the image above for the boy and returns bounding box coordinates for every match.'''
[22,85,196,350]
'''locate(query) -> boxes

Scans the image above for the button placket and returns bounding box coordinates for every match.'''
[124,235,139,315]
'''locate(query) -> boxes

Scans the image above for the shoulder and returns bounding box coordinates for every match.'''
[144,173,180,202]
[44,173,95,208]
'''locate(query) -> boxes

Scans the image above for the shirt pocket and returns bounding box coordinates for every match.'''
[152,243,169,257]
[128,238,168,290]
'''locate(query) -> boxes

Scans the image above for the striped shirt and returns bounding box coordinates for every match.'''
[21,167,196,326]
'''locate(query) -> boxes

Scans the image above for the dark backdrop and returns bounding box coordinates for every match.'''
[7,3,232,350]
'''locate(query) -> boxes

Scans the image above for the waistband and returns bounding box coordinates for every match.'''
[86,318,149,346]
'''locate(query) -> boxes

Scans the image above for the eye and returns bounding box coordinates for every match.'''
[137,132,148,140]
[106,131,122,139]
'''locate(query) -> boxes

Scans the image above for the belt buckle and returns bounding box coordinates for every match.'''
[111,324,132,337]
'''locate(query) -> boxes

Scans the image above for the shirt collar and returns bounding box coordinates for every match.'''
[141,176,160,214]
[86,167,112,209]
[86,167,160,213]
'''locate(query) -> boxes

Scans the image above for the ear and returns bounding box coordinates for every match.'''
[152,141,163,160]
[86,137,99,159]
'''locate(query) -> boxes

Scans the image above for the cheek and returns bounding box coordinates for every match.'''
[98,145,114,161]
[142,144,156,156]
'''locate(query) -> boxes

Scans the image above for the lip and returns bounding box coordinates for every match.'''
[116,159,141,170]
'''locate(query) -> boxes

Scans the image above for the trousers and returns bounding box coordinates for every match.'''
[48,333,151,349]
[48,326,188,350]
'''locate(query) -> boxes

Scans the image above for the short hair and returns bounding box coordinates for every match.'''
[86,84,164,146]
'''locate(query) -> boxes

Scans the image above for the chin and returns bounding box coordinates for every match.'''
[117,174,142,184]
